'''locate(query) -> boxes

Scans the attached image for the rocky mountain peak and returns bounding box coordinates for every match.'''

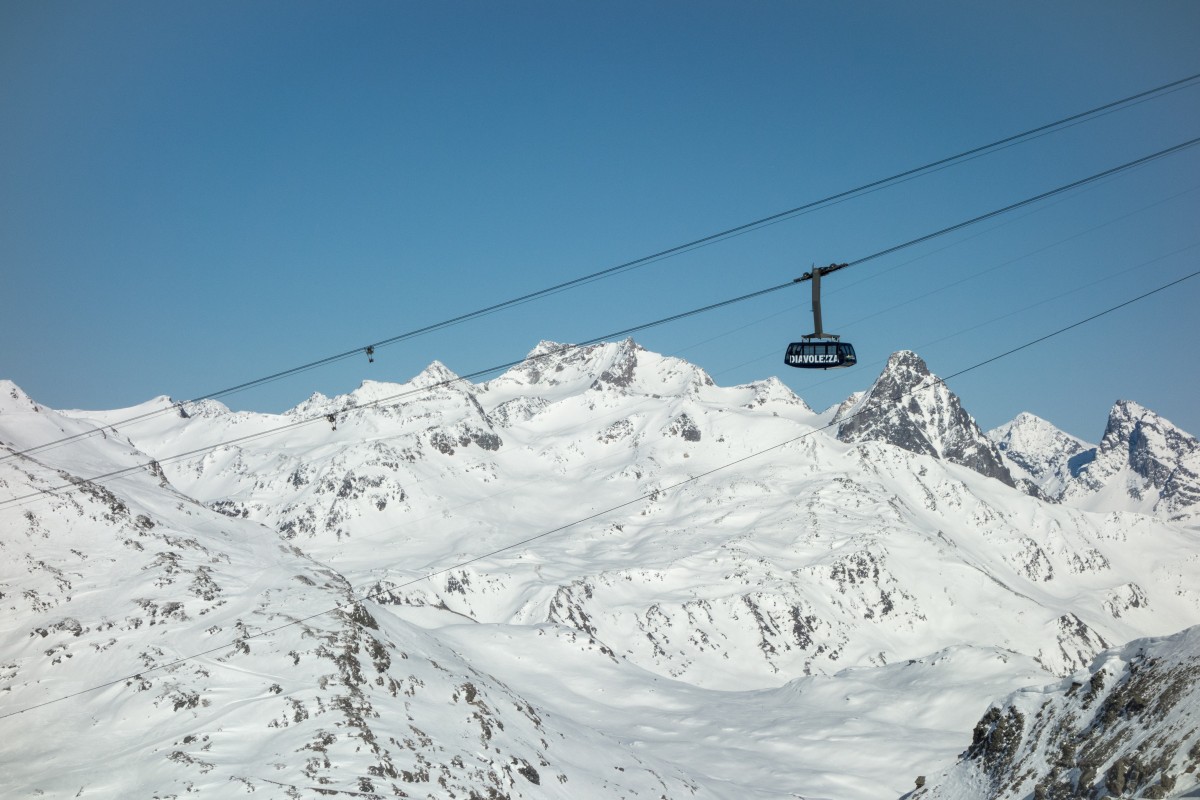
[841,350,935,411]
[1094,399,1199,478]
[1008,411,1052,431]
[991,412,1058,450]
[1100,399,1151,448]
[286,390,336,418]
[882,348,933,381]
[838,351,1015,486]
[985,401,1200,522]
[592,337,643,389]
[527,338,579,360]
[1074,400,1200,520]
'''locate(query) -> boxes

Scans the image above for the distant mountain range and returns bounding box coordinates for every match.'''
[2,341,1198,799]
[991,399,1200,523]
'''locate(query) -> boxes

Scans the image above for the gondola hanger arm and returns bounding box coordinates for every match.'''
[792,262,849,283]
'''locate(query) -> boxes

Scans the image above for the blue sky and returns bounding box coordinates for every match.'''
[2,1,1198,441]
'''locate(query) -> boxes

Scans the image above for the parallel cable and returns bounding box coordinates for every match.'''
[4,264,1196,721]
[819,136,1200,279]
[7,71,1199,464]
[3,135,1199,509]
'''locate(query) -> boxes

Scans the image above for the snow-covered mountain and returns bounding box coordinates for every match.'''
[1063,400,1200,523]
[989,401,1200,523]
[907,625,1200,800]
[990,412,1092,500]
[4,342,1200,799]
[837,350,1016,487]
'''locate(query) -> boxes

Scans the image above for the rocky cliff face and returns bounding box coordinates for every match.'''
[906,626,1200,799]
[837,351,1016,487]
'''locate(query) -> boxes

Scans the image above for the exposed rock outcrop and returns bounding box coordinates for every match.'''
[906,626,1200,799]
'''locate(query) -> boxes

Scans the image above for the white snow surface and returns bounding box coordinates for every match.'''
[4,343,1200,799]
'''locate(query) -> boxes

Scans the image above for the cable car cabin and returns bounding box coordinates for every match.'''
[784,340,857,369]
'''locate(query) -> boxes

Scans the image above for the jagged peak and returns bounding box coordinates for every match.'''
[1009,411,1049,427]
[342,379,408,409]
[500,340,597,386]
[522,337,643,362]
[883,349,931,377]
[589,339,723,394]
[526,339,574,360]
[1046,399,1200,520]
[988,412,1092,493]
[1099,399,1195,453]
[853,350,940,411]
[283,364,470,418]
[839,350,1015,486]
[846,350,945,413]
[1110,398,1150,419]
[1100,400,1143,443]
[751,375,794,395]
[828,354,934,428]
